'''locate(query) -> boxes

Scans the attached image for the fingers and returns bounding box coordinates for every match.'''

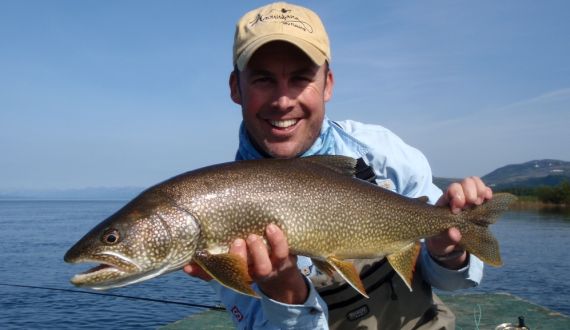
[183,262,213,281]
[429,175,492,269]
[465,176,492,204]
[184,224,307,304]
[435,227,462,247]
[246,224,291,279]
[428,227,462,253]
[426,228,467,269]
[448,227,462,243]
[247,234,273,278]
[186,225,288,281]
[266,223,290,266]
[442,176,493,214]
[254,224,308,304]
[183,238,249,282]
[229,238,247,261]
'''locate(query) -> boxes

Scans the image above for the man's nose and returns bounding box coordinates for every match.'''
[272,82,295,111]
[274,95,295,111]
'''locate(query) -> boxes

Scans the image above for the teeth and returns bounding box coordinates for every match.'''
[80,264,115,275]
[269,119,298,128]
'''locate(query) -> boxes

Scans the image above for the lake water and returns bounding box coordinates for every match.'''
[0,201,569,329]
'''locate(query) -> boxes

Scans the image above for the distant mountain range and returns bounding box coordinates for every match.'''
[1,159,568,200]
[0,187,144,201]
[434,159,570,191]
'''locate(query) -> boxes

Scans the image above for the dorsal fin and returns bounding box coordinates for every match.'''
[300,155,358,177]
[415,196,430,204]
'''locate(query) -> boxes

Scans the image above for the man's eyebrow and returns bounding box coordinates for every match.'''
[247,69,274,77]
[291,66,319,76]
[246,66,318,77]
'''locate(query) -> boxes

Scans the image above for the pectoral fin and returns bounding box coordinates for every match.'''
[193,251,257,297]
[387,241,421,291]
[311,258,335,277]
[327,256,368,298]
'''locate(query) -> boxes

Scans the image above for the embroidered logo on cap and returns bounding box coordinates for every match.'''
[249,8,313,33]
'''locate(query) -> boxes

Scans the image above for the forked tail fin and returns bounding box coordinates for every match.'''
[459,193,517,267]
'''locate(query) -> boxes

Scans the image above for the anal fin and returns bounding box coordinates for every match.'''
[327,256,368,298]
[193,251,257,297]
[387,241,421,291]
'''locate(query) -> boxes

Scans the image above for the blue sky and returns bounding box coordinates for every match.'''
[1,0,569,190]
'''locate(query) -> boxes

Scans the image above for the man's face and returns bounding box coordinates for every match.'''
[230,41,334,158]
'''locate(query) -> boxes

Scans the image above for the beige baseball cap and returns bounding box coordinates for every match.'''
[233,2,331,70]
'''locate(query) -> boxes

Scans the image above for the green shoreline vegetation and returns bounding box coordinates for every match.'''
[498,181,570,210]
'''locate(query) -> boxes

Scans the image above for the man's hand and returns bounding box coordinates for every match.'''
[426,176,493,269]
[183,224,308,305]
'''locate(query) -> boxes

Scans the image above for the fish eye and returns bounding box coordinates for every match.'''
[102,229,120,245]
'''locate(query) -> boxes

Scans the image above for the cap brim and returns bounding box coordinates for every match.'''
[236,34,328,71]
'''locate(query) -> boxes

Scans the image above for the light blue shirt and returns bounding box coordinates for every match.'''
[216,118,484,329]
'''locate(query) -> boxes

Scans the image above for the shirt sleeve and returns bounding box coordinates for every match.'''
[374,131,484,290]
[211,275,329,330]
[419,246,484,290]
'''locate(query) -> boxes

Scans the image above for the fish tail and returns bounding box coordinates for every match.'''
[458,193,517,267]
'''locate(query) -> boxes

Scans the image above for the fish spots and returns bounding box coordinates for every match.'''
[67,156,510,291]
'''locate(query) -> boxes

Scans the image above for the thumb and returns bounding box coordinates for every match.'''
[183,262,213,281]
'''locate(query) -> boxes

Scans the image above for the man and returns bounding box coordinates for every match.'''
[185,2,491,329]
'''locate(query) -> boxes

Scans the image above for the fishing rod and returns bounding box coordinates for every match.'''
[0,283,226,311]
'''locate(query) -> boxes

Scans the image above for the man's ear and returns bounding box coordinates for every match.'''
[229,71,242,105]
[324,68,334,102]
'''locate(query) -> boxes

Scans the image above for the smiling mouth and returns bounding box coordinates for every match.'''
[269,119,298,129]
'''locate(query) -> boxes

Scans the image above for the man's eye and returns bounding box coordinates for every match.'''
[253,77,272,84]
[293,76,312,83]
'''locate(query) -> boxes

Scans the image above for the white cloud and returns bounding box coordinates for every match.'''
[494,87,570,114]
[402,87,570,177]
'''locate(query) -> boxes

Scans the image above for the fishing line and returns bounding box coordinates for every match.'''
[473,304,482,330]
[0,283,226,311]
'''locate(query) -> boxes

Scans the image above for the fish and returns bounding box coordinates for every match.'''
[64,155,516,297]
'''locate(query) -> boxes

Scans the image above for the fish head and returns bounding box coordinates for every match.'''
[64,192,200,290]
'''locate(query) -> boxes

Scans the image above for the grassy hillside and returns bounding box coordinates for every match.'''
[434,159,570,205]
[482,159,570,189]
[434,159,570,191]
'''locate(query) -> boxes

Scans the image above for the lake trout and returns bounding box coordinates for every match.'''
[64,155,516,297]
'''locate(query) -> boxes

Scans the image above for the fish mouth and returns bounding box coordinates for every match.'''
[68,253,142,290]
